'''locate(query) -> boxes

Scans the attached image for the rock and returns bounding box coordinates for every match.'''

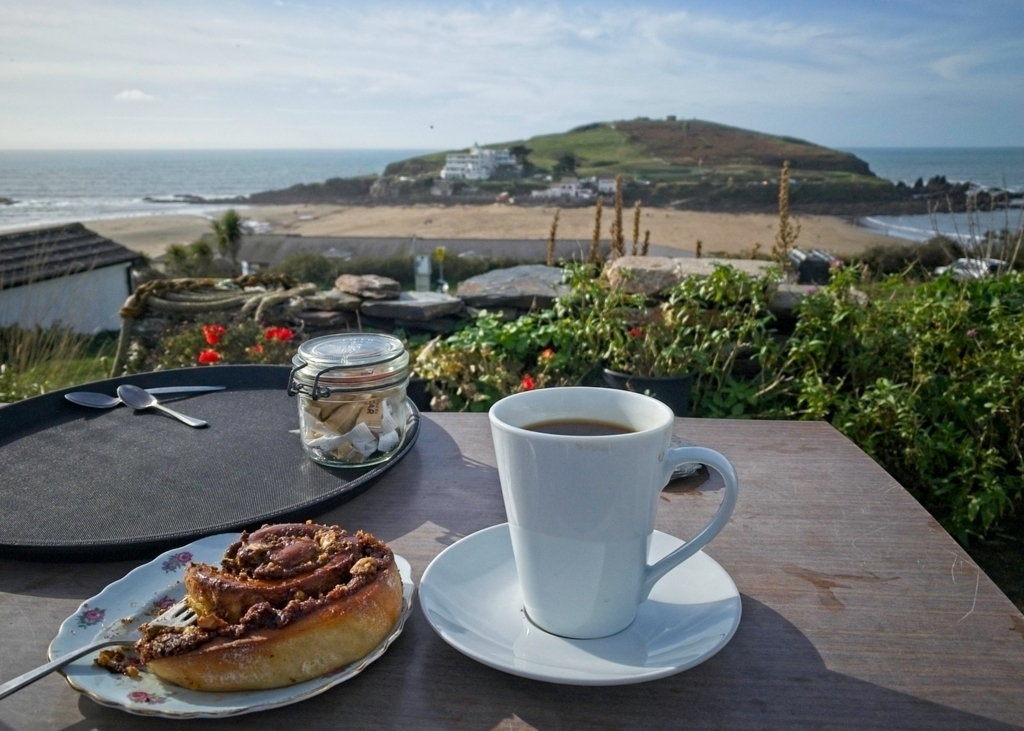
[393,317,462,334]
[770,283,868,318]
[769,284,818,317]
[604,256,779,294]
[297,310,357,329]
[360,291,464,322]
[303,289,362,312]
[334,274,400,300]
[603,257,681,295]
[457,265,568,309]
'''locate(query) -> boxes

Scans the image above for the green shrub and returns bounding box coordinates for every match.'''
[851,236,961,280]
[269,253,340,288]
[414,264,782,414]
[777,268,1023,541]
[413,263,1023,540]
[165,240,236,279]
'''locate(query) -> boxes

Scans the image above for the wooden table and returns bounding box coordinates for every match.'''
[2,415,1022,730]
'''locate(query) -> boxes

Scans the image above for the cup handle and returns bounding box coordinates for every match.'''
[641,446,739,601]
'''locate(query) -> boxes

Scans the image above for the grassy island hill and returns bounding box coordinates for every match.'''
[386,118,870,178]
[244,119,924,212]
[384,118,905,210]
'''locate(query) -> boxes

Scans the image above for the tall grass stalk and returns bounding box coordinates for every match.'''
[547,209,560,267]
[772,160,800,263]
[589,197,604,264]
[611,175,625,258]
[631,201,641,255]
[0,325,109,402]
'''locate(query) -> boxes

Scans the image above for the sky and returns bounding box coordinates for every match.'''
[1,0,1022,150]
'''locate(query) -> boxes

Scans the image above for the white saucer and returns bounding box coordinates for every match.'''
[48,534,414,718]
[419,523,741,685]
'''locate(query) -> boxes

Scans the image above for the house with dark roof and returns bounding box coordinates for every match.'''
[0,223,144,333]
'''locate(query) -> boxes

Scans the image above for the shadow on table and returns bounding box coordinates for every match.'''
[399,597,1015,728]
[0,417,713,600]
[395,594,1020,731]
[57,595,1019,731]
[0,417,494,601]
[5,416,1019,730]
[316,416,508,554]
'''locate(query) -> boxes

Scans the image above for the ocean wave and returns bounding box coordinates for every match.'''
[0,202,246,233]
[859,210,1023,245]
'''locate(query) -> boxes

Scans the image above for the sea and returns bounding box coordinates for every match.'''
[846,147,1024,243]
[0,147,1021,243]
[0,149,430,233]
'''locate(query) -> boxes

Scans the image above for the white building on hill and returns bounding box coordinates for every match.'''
[530,177,594,200]
[440,146,518,180]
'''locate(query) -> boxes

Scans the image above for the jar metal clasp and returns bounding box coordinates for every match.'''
[288,363,348,401]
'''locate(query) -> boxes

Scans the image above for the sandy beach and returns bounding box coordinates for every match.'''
[85,204,898,260]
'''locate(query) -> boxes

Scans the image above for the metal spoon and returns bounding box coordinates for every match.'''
[65,386,226,409]
[116,384,208,428]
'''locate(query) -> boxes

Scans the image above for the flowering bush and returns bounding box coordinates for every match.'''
[412,315,551,412]
[202,324,226,345]
[413,263,1023,540]
[413,264,779,412]
[542,264,780,404]
[140,321,299,371]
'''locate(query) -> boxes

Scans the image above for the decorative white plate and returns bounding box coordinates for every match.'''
[419,523,741,685]
[48,533,414,718]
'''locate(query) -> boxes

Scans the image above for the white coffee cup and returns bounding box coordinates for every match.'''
[489,386,739,639]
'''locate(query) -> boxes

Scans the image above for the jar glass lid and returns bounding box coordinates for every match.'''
[296,333,406,370]
[291,333,409,393]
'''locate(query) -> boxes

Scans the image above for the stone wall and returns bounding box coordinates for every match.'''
[290,258,825,335]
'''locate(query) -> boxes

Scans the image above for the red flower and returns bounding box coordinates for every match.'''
[248,343,264,354]
[629,327,644,338]
[540,348,555,360]
[197,349,221,364]
[264,326,295,342]
[201,324,226,345]
[522,374,536,390]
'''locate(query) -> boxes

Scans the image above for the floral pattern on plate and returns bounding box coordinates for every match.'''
[76,607,105,628]
[127,690,168,704]
[49,533,414,718]
[160,551,193,572]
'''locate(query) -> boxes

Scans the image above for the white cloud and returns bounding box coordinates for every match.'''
[0,2,1020,148]
[114,89,154,101]
[930,53,986,81]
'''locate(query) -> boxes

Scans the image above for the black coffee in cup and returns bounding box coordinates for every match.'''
[524,419,636,437]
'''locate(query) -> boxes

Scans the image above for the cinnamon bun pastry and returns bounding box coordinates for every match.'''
[136,522,403,691]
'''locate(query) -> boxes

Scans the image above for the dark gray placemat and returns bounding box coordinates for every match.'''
[0,366,418,561]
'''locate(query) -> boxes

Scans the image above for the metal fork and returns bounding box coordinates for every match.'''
[0,599,196,701]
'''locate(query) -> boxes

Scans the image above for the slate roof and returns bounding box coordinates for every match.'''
[0,223,143,290]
